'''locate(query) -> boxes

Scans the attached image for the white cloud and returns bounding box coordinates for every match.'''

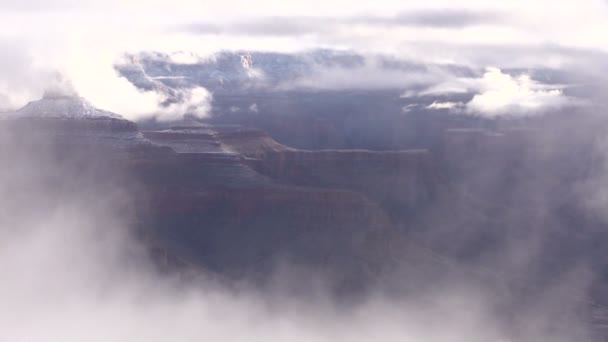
[401,104,418,113]
[0,39,50,111]
[0,30,214,121]
[417,82,471,97]
[427,101,464,110]
[66,50,165,120]
[466,67,573,116]
[410,67,576,116]
[155,86,212,122]
[166,51,204,65]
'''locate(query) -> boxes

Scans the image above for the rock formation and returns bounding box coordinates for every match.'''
[2,95,432,292]
[144,125,439,223]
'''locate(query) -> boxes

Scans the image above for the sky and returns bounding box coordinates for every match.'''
[0,0,607,119]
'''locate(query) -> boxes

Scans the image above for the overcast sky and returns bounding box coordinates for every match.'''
[0,0,607,118]
[2,0,608,59]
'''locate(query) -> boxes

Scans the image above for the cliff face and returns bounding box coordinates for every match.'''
[256,150,436,219]
[1,99,418,289]
[142,186,394,282]
[134,128,403,286]
[134,124,452,288]
[144,125,439,223]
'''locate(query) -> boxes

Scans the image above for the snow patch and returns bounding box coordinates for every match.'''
[11,96,123,120]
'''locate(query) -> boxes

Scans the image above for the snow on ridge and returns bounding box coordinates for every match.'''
[11,96,124,120]
[0,95,155,150]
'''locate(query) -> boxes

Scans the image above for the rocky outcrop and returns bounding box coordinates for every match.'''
[127,136,398,285]
[1,97,418,289]
[136,123,450,286]
[255,149,436,218]
[143,125,439,222]
[214,125,295,157]
[141,185,395,282]
[143,125,293,156]
[0,95,152,155]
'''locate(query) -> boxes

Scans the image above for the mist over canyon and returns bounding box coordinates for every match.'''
[3,1,608,341]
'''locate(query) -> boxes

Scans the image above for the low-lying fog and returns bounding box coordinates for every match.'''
[0,122,594,341]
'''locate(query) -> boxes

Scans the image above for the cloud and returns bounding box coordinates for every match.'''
[184,10,504,37]
[155,86,212,121]
[184,17,335,37]
[0,38,50,111]
[401,104,418,113]
[64,51,165,120]
[279,60,444,90]
[408,67,577,116]
[427,101,464,110]
[466,67,574,116]
[0,33,213,122]
[357,9,505,28]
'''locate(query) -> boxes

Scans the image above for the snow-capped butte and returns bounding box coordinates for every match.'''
[0,93,155,151]
[7,92,123,120]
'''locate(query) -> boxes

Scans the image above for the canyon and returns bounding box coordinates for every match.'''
[4,93,608,337]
